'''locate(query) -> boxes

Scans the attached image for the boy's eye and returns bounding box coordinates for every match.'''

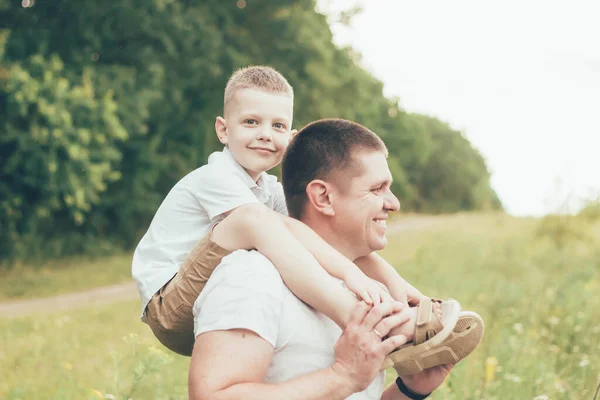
[245,119,258,125]
[273,123,286,130]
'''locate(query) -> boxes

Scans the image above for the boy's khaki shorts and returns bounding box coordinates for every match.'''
[146,230,232,356]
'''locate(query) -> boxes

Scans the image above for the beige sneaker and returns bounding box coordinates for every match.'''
[381,298,461,372]
[384,308,485,375]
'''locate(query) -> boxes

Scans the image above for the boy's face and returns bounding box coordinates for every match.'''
[216,88,294,181]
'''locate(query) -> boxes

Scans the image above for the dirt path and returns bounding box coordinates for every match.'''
[0,216,444,318]
[0,281,138,318]
[386,215,441,233]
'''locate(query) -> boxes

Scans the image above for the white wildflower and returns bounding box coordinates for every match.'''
[513,323,524,334]
[504,374,522,383]
[579,358,590,368]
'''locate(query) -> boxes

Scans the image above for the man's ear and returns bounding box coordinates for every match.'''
[305,180,335,217]
[289,129,299,141]
[215,117,228,145]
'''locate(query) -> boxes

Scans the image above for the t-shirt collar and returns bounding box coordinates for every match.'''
[209,147,272,199]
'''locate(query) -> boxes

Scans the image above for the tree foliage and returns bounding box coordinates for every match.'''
[0,0,501,262]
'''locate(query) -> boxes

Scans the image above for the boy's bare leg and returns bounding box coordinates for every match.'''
[212,203,442,343]
[355,253,428,306]
[212,204,441,342]
[354,253,443,342]
[211,204,360,329]
[384,305,443,342]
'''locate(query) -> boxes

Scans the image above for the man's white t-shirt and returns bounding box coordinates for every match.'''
[132,147,288,318]
[193,250,386,400]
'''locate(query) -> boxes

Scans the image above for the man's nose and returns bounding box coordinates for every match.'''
[384,190,400,212]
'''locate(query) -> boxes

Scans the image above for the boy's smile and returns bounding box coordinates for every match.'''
[215,88,294,181]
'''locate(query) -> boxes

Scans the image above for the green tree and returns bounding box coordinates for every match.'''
[0,0,501,262]
[0,49,126,260]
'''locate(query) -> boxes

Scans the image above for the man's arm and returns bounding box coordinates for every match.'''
[380,364,454,400]
[381,384,410,400]
[189,298,410,400]
[189,329,355,400]
[355,253,427,305]
[381,383,417,400]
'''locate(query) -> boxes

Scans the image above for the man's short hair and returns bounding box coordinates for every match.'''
[224,65,294,112]
[282,118,388,219]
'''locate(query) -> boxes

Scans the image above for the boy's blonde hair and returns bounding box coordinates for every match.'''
[223,65,294,112]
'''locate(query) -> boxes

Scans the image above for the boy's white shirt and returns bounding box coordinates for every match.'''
[131,147,288,319]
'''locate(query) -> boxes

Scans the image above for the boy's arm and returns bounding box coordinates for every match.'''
[212,204,389,328]
[194,164,387,316]
[268,182,382,299]
[354,253,427,305]
[280,215,391,303]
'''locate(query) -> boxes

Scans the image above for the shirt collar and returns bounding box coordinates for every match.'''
[208,147,272,198]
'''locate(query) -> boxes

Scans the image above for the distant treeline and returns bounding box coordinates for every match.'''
[0,0,501,262]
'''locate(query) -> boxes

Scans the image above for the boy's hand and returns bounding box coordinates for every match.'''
[343,270,393,305]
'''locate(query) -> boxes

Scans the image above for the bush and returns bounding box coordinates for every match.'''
[0,52,127,262]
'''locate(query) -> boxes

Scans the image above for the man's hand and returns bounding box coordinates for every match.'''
[343,270,394,305]
[330,300,410,393]
[381,364,454,399]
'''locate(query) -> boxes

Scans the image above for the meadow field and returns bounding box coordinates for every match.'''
[1,212,599,400]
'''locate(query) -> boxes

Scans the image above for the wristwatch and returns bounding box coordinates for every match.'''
[395,377,431,400]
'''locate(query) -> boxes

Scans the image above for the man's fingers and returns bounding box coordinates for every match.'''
[373,309,411,338]
[441,363,454,372]
[362,300,405,330]
[380,333,408,355]
[390,300,406,314]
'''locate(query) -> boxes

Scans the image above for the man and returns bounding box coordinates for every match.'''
[188,119,454,399]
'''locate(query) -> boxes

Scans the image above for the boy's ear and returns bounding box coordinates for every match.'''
[305,180,335,217]
[215,117,228,145]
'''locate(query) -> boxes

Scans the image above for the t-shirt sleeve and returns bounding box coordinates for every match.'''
[192,167,260,222]
[272,182,289,216]
[193,250,285,347]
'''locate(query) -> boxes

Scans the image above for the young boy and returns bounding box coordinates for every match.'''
[132,65,483,375]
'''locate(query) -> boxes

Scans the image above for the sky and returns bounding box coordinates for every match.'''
[317,0,600,216]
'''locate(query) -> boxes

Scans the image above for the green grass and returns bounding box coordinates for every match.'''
[1,212,599,399]
[0,253,133,301]
[379,212,600,399]
[0,300,189,400]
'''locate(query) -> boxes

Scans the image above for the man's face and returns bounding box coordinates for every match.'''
[330,150,400,258]
[219,88,294,181]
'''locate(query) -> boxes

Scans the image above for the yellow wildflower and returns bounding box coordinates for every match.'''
[485,356,498,385]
